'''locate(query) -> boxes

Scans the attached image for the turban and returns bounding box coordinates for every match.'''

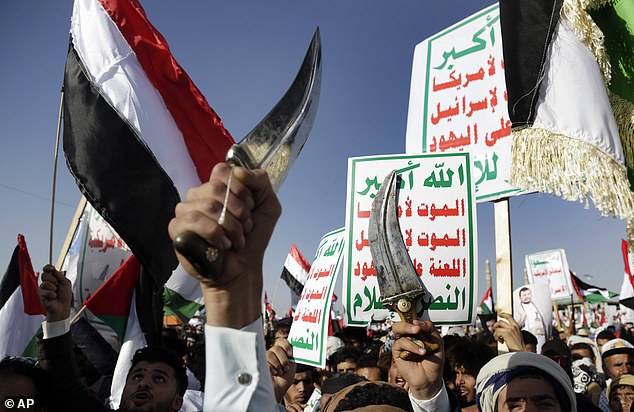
[475,352,576,412]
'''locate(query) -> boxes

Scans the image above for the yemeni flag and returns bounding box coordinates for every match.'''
[500,0,634,222]
[620,239,634,310]
[479,286,494,314]
[0,235,45,358]
[63,0,234,290]
[280,244,311,298]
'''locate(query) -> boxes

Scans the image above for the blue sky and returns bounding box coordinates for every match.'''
[0,1,627,314]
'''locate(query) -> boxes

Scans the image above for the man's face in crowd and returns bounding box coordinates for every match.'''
[486,319,496,334]
[570,347,593,362]
[596,338,611,353]
[609,384,634,412]
[336,360,357,374]
[120,361,182,412]
[496,376,562,412]
[284,371,314,406]
[356,366,382,382]
[604,353,634,379]
[520,289,532,304]
[454,365,476,405]
[388,361,408,391]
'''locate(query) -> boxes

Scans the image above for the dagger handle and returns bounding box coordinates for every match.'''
[173,161,239,281]
[393,298,440,359]
[173,231,224,281]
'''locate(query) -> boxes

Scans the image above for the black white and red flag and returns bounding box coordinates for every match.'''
[63,0,234,289]
[280,244,311,298]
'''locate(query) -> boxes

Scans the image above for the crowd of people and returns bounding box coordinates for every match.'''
[2,163,634,411]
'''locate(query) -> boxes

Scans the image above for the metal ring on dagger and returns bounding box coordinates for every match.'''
[205,247,220,263]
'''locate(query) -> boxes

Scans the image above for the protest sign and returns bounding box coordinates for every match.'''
[343,153,477,326]
[525,249,573,301]
[288,228,345,367]
[405,3,521,202]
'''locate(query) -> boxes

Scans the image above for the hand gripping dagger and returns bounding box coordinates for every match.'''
[367,170,439,358]
[173,29,321,279]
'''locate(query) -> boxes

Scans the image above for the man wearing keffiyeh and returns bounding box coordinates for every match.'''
[475,352,576,412]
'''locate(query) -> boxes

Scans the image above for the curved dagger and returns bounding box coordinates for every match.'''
[367,170,439,356]
[174,29,322,280]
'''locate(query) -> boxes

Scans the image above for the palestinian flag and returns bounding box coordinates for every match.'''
[0,235,45,358]
[620,239,634,310]
[63,0,234,289]
[109,290,146,409]
[500,0,634,223]
[280,244,311,298]
[83,255,141,342]
[570,271,616,303]
[163,267,203,323]
[479,286,494,314]
[81,254,145,408]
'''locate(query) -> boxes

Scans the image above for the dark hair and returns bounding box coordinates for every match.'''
[332,347,361,367]
[355,353,387,381]
[341,326,369,344]
[521,330,538,346]
[447,340,496,378]
[322,372,366,394]
[333,382,413,412]
[519,287,531,294]
[0,357,50,406]
[129,346,187,396]
[597,329,617,341]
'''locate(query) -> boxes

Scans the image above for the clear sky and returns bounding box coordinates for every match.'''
[0,1,628,314]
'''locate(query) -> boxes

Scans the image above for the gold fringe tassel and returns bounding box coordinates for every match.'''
[579,0,611,11]
[510,129,634,222]
[609,92,634,177]
[561,0,611,85]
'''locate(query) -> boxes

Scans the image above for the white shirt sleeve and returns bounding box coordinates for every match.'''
[203,317,278,412]
[409,384,451,412]
[43,317,71,339]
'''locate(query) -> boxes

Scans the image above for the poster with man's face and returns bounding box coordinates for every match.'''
[513,284,553,343]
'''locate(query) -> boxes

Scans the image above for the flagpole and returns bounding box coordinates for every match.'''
[55,197,87,269]
[49,88,64,265]
[494,198,513,353]
[485,258,494,312]
[70,305,88,324]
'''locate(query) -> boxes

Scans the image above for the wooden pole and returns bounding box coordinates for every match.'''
[49,90,64,264]
[485,259,493,310]
[494,198,513,353]
[55,197,87,269]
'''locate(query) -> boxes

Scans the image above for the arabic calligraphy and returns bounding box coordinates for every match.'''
[352,286,384,316]
[424,163,465,188]
[434,14,499,70]
[290,329,319,351]
[422,284,467,310]
[429,257,467,277]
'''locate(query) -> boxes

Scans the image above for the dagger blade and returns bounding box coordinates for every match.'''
[174,29,322,280]
[368,170,424,307]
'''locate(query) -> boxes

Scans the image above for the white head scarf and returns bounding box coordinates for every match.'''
[475,352,576,412]
[568,335,603,372]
